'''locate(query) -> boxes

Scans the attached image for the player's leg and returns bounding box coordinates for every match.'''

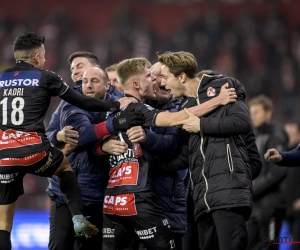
[0,168,25,250]
[48,200,75,250]
[0,202,16,250]
[28,147,98,238]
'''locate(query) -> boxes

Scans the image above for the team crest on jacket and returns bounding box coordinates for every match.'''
[207,87,216,97]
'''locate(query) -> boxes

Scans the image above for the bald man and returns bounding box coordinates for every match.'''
[47,66,129,250]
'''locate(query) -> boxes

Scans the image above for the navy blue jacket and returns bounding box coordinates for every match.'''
[279,145,300,167]
[145,98,188,234]
[46,98,113,205]
[46,83,122,205]
[46,83,123,148]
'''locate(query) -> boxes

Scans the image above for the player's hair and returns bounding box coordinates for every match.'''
[105,63,118,72]
[157,51,197,78]
[13,32,45,52]
[196,70,215,79]
[116,57,151,86]
[68,51,99,66]
[248,94,273,112]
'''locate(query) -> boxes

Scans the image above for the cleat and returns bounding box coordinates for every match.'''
[72,214,99,238]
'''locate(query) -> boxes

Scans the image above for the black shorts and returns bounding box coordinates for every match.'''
[0,146,64,205]
[102,191,176,250]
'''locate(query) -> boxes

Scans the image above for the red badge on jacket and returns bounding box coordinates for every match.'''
[207,87,216,97]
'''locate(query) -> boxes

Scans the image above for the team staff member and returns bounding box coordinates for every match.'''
[0,32,143,250]
[47,67,128,250]
[159,51,253,250]
[46,51,123,148]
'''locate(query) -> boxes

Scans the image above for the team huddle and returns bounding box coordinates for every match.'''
[0,32,295,250]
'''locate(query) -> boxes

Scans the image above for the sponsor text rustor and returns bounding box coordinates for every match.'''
[0,79,39,87]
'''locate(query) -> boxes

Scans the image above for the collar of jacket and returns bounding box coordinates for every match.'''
[14,60,35,69]
[75,80,82,86]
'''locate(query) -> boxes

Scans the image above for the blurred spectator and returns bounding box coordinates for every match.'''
[105,63,124,92]
[247,94,289,250]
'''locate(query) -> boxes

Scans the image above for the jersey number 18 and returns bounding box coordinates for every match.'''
[1,97,25,125]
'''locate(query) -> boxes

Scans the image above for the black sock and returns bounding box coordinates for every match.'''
[0,230,11,250]
[58,171,83,216]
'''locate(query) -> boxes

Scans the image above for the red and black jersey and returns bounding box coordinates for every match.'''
[105,102,163,196]
[0,61,69,158]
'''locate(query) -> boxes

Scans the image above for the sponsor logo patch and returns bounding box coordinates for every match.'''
[103,193,137,216]
[207,87,216,97]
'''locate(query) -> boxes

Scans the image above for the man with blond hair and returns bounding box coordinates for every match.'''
[102,57,237,250]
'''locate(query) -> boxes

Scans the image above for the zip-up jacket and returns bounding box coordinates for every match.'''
[46,96,115,205]
[190,74,253,222]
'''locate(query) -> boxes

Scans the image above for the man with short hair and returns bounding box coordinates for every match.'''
[248,94,288,250]
[158,51,254,250]
[102,57,237,250]
[47,66,128,250]
[105,63,124,92]
[0,32,142,250]
[47,51,123,148]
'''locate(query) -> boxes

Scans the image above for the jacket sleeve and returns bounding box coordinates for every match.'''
[200,100,252,135]
[60,87,120,112]
[46,100,65,147]
[141,127,180,155]
[60,104,101,147]
[278,145,300,167]
[245,129,262,180]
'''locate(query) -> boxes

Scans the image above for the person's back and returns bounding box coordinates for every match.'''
[0,55,69,158]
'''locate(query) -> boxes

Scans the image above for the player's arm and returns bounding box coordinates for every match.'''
[60,87,135,112]
[155,83,236,127]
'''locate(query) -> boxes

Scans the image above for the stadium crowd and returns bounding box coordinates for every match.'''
[1,1,300,250]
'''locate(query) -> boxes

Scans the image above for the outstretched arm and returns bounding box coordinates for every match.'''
[60,87,136,112]
[155,83,236,127]
[265,146,300,167]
